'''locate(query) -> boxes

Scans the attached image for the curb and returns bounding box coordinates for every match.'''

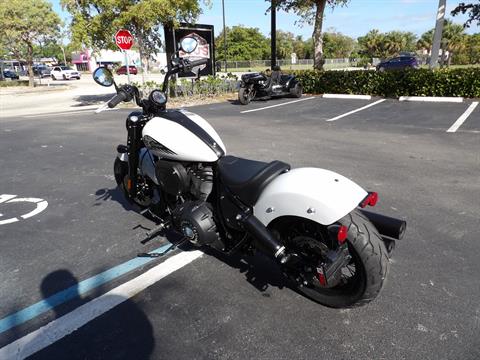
[323,94,372,100]
[398,96,464,103]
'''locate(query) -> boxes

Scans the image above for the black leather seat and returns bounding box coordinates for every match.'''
[217,156,290,206]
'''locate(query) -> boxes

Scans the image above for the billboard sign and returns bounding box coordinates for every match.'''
[164,23,215,77]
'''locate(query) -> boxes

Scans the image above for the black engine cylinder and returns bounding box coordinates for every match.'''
[155,160,189,196]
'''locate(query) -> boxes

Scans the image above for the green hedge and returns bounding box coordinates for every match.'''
[289,68,480,98]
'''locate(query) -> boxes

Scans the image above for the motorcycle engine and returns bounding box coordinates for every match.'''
[173,201,223,249]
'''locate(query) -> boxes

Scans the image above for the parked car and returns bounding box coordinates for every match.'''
[32,65,51,78]
[116,65,138,75]
[376,56,418,71]
[2,70,19,80]
[51,66,81,80]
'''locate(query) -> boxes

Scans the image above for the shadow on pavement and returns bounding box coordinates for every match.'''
[202,247,290,295]
[72,94,115,107]
[27,269,155,360]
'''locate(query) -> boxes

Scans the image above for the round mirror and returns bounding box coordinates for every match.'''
[180,37,198,54]
[93,67,114,87]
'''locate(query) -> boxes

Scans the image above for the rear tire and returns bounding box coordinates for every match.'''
[274,210,389,308]
[238,87,252,105]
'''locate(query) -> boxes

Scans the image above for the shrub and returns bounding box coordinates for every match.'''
[128,75,239,98]
[0,80,29,87]
[288,68,480,98]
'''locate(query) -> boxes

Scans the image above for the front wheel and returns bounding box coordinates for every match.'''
[273,210,390,308]
[113,158,152,208]
[290,83,302,98]
[238,87,252,105]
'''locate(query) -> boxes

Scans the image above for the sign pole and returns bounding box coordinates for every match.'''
[124,50,131,84]
[430,0,446,69]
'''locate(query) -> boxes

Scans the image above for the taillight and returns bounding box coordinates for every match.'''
[337,225,348,244]
[360,192,378,208]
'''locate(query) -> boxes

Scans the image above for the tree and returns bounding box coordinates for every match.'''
[274,0,350,70]
[465,33,480,64]
[451,1,480,28]
[358,30,417,59]
[358,29,384,58]
[323,30,355,58]
[441,20,467,66]
[417,29,435,53]
[0,0,62,86]
[215,26,270,61]
[61,0,204,74]
[276,30,296,59]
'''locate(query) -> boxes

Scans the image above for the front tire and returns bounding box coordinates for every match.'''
[274,210,389,308]
[290,83,302,98]
[113,158,152,209]
[238,87,252,105]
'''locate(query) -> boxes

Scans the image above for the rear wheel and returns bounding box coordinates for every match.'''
[238,87,252,105]
[272,210,389,308]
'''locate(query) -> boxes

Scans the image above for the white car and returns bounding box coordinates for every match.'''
[51,66,81,80]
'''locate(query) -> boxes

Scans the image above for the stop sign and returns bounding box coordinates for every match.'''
[115,29,134,51]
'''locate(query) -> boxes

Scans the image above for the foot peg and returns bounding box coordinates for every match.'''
[137,237,188,258]
[140,221,169,245]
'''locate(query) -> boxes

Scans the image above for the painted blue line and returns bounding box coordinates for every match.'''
[0,243,173,334]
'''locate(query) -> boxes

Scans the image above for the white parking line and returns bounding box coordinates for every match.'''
[446,102,479,133]
[399,96,464,103]
[23,108,118,118]
[240,97,315,114]
[0,250,203,359]
[323,94,372,100]
[326,99,386,122]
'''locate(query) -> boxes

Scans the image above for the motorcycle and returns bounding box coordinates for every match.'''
[93,36,406,308]
[238,67,303,105]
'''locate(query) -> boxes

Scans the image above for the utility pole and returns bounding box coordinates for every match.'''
[271,0,277,69]
[430,0,446,69]
[222,0,227,72]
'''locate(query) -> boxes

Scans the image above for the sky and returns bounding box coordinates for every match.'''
[50,0,479,40]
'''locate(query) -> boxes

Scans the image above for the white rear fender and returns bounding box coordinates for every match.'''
[253,168,368,226]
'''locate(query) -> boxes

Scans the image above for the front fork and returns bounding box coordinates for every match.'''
[125,113,144,198]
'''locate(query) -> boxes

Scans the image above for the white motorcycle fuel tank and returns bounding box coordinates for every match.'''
[142,109,226,162]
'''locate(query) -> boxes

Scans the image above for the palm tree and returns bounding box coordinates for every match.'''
[442,20,467,66]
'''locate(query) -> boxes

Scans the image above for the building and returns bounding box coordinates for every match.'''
[72,49,167,73]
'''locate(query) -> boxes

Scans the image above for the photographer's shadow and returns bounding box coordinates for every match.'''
[28,269,155,360]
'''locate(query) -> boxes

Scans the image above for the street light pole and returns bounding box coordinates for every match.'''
[222,0,227,72]
[430,0,446,69]
[271,0,277,69]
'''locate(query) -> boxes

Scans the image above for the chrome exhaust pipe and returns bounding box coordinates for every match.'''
[359,209,406,240]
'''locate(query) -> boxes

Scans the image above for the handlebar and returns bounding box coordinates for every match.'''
[96,56,209,113]
[107,91,128,108]
[186,58,208,68]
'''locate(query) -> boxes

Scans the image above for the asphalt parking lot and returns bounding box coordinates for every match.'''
[1,96,479,359]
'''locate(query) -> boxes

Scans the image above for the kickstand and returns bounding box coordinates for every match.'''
[137,237,188,258]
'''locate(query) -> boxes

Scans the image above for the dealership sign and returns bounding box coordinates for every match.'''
[164,24,215,77]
